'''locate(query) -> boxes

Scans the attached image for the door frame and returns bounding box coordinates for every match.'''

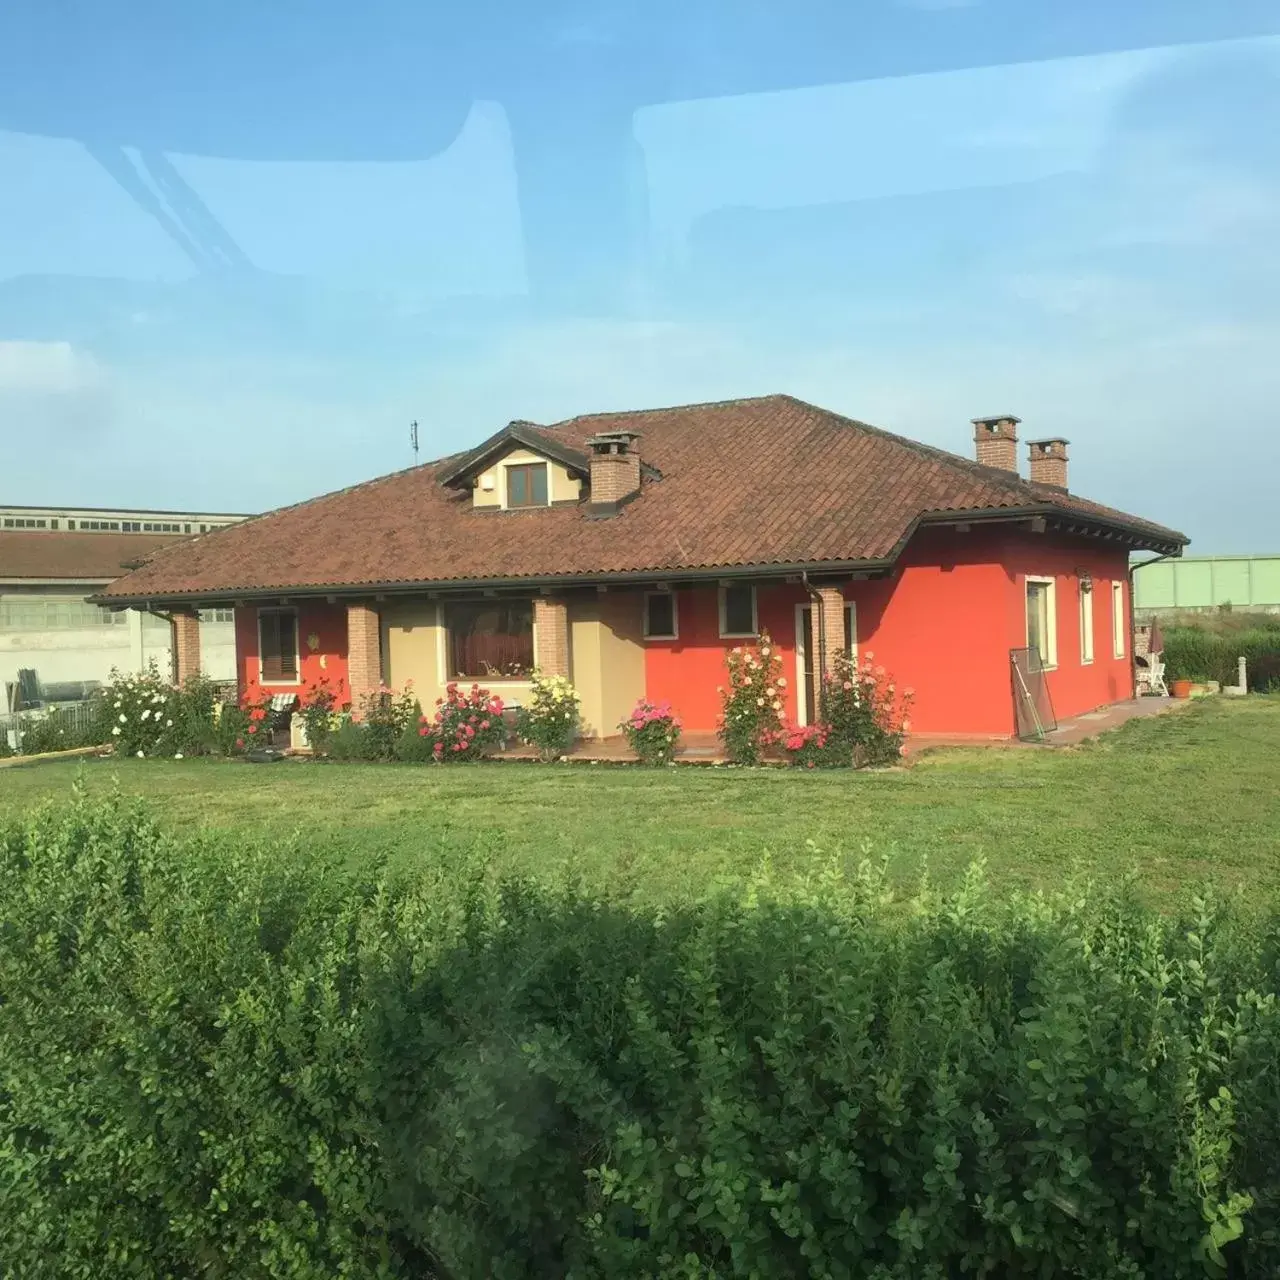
[794,601,857,726]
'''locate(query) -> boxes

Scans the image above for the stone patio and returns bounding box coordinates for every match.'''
[494,696,1190,764]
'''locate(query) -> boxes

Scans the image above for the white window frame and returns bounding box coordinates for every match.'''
[1112,581,1126,658]
[718,584,758,639]
[643,590,678,640]
[794,601,857,726]
[501,459,551,510]
[257,607,301,685]
[1025,576,1057,670]
[1079,580,1094,665]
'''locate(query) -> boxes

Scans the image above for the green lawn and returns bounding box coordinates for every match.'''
[4,697,1279,906]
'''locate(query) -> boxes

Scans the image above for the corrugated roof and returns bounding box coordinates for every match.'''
[97,395,1187,601]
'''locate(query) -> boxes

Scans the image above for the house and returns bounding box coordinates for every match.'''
[94,397,1186,740]
[1,504,249,709]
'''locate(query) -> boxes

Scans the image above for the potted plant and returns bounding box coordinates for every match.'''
[1170,678,1194,699]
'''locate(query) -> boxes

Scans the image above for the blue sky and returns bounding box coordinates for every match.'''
[1,0,1278,551]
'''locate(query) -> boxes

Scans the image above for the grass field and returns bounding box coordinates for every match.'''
[3,697,1278,906]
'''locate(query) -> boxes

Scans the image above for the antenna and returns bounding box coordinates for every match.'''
[409,419,420,464]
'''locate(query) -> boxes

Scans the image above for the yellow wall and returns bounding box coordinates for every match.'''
[383,597,536,712]
[570,592,646,738]
[472,447,582,508]
[381,599,442,710]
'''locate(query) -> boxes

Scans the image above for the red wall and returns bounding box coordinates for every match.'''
[644,584,808,731]
[999,538,1133,722]
[641,527,1134,739]
[850,527,1020,737]
[235,602,351,705]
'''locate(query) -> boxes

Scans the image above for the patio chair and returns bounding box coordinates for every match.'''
[1145,655,1169,698]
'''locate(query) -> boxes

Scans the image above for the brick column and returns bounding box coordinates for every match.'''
[816,587,846,679]
[172,611,202,686]
[346,602,382,715]
[533,596,569,676]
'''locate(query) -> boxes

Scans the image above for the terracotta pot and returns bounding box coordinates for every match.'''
[1171,679,1194,699]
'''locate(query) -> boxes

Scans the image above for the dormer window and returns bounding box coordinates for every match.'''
[506,462,549,508]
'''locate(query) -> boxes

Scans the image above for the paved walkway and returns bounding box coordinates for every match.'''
[495,697,1190,765]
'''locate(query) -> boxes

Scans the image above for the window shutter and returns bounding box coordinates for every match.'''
[260,612,298,681]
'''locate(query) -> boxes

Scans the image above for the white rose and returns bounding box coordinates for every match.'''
[174,753,184,760]
[136,751,144,758]
[166,719,173,727]
[141,709,150,721]
[118,713,127,723]
[112,727,121,737]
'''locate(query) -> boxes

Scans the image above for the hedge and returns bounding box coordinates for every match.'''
[1163,627,1280,691]
[3,791,1280,1278]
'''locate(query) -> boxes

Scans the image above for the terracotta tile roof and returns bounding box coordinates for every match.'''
[97,395,1187,601]
[1,531,187,582]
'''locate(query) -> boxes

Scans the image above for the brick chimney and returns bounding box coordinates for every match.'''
[586,430,641,514]
[1027,438,1069,489]
[971,415,1021,473]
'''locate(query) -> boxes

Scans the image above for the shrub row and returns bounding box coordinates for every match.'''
[1162,627,1280,691]
[3,792,1280,1277]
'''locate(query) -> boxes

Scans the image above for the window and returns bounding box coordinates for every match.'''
[1079,579,1094,664]
[505,462,549,508]
[2,517,47,529]
[258,609,299,682]
[0,598,126,629]
[644,591,678,639]
[200,608,236,624]
[1025,577,1057,668]
[1112,581,1126,658]
[447,600,534,678]
[719,584,757,638]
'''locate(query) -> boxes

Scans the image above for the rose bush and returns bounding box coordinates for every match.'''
[620,699,682,766]
[297,675,347,753]
[103,663,177,758]
[517,672,580,761]
[422,683,507,762]
[820,649,913,767]
[778,722,832,769]
[718,631,786,765]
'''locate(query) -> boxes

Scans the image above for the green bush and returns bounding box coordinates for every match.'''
[1163,627,1280,690]
[325,717,378,761]
[4,793,1280,1278]
[393,718,437,762]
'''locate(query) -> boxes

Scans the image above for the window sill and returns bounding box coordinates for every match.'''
[719,631,759,641]
[643,633,678,642]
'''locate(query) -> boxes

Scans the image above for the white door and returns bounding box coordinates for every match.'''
[794,602,856,726]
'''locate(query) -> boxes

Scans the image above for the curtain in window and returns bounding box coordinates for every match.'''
[448,602,534,678]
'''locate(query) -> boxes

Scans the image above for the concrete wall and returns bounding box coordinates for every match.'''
[1134,555,1280,613]
[1,605,235,700]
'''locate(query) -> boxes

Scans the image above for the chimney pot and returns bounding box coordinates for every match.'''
[971,414,1021,473]
[1027,437,1069,489]
[586,430,642,514]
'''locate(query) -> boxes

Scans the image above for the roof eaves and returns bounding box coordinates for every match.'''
[89,555,902,607]
[436,422,591,489]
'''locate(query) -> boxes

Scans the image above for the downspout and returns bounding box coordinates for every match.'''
[800,570,826,723]
[1128,551,1178,697]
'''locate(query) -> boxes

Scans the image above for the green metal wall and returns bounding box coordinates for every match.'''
[1133,556,1280,611]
